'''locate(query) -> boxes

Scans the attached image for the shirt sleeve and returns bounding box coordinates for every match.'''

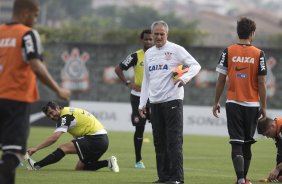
[54,114,75,133]
[119,53,138,70]
[22,29,44,62]
[139,52,150,109]
[258,51,267,76]
[216,48,228,75]
[177,46,201,84]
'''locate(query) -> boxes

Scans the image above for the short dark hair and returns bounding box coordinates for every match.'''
[13,0,39,16]
[237,17,256,39]
[257,117,273,134]
[140,29,152,39]
[42,101,59,115]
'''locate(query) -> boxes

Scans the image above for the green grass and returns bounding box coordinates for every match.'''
[17,127,276,184]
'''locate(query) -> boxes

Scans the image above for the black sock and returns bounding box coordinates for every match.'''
[243,144,252,178]
[0,152,20,184]
[134,126,145,163]
[84,160,108,171]
[232,144,244,181]
[232,155,244,180]
[35,148,65,168]
[244,159,251,178]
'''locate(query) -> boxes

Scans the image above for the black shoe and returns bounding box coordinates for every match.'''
[165,181,184,184]
[152,179,166,183]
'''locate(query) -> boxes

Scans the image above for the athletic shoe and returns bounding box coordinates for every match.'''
[234,179,252,184]
[259,177,282,182]
[24,153,38,170]
[135,161,145,169]
[108,156,119,173]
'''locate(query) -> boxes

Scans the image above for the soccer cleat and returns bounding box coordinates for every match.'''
[135,161,145,169]
[259,178,272,182]
[259,177,282,182]
[24,152,38,170]
[165,181,184,184]
[234,179,252,184]
[108,156,119,173]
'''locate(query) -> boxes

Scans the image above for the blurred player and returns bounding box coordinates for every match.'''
[25,101,119,173]
[212,17,267,184]
[115,29,153,169]
[257,117,282,183]
[0,0,70,183]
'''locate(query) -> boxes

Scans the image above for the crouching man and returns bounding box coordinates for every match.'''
[25,101,119,173]
[257,117,282,182]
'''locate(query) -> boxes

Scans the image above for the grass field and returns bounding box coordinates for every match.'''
[16,126,276,184]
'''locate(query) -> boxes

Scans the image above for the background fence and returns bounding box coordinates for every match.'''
[39,43,281,108]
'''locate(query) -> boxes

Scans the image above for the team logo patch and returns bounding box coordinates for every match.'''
[164,52,172,60]
[61,117,67,125]
[236,74,247,78]
[134,116,140,123]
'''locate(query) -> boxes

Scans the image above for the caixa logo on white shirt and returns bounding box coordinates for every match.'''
[61,48,90,91]
[148,64,168,71]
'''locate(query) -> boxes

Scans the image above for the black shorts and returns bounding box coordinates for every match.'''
[0,99,30,154]
[276,139,282,164]
[130,94,150,126]
[226,102,259,144]
[276,140,282,176]
[72,134,108,164]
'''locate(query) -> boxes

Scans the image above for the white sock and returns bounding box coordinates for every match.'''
[238,178,245,184]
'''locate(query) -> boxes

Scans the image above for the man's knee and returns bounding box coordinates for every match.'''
[243,143,252,160]
[75,161,85,170]
[0,152,21,171]
[59,142,76,154]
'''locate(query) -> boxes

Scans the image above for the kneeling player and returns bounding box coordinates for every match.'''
[257,117,282,182]
[25,101,119,172]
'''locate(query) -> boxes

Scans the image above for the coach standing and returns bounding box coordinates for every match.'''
[139,20,201,184]
[0,0,70,183]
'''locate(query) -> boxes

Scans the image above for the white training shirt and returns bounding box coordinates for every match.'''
[139,41,201,108]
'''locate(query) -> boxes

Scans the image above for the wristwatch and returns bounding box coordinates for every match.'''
[125,80,131,86]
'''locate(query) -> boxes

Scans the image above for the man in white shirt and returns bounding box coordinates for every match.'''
[139,20,201,184]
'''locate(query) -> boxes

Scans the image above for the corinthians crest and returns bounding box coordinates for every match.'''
[164,52,172,60]
[61,48,90,91]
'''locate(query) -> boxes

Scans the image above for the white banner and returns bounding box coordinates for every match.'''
[70,101,282,136]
